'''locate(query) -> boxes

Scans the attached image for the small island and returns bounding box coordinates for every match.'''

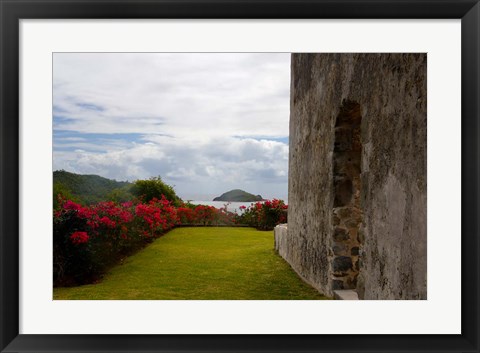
[213,189,263,202]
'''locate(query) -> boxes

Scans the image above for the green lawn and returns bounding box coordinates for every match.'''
[53,227,328,300]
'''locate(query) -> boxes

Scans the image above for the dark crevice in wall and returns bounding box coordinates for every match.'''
[331,99,363,290]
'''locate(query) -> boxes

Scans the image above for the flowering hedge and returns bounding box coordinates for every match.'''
[54,196,286,286]
[235,199,288,230]
[177,204,236,226]
[53,196,178,286]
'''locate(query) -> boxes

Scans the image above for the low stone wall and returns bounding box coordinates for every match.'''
[274,223,326,296]
[274,224,288,259]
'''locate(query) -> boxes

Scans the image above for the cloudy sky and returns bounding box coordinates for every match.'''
[53,53,291,201]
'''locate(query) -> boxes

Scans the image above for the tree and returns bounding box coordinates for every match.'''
[131,177,181,205]
[53,182,80,208]
[107,185,134,203]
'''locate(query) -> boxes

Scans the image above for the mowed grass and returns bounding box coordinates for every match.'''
[53,227,328,300]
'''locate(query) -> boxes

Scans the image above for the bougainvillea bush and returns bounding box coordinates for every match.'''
[236,199,288,231]
[53,196,178,286]
[177,203,236,226]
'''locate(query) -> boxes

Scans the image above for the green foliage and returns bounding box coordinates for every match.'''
[213,189,263,202]
[131,176,181,205]
[53,170,131,205]
[53,182,80,208]
[53,171,181,206]
[53,227,329,300]
[106,185,134,203]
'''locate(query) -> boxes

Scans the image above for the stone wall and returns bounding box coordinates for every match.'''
[274,223,288,259]
[282,53,427,299]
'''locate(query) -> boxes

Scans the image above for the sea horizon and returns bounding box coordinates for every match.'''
[187,200,288,214]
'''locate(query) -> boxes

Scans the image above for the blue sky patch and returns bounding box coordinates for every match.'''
[53,105,68,114]
[76,102,105,112]
[53,115,76,125]
[53,130,147,153]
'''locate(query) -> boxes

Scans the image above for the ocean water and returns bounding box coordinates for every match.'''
[188,201,261,214]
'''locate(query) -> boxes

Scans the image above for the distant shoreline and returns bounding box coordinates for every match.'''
[188,200,288,215]
[188,201,261,214]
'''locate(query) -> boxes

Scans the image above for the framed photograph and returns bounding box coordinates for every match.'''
[1,0,478,352]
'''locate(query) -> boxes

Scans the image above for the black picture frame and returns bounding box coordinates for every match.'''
[1,1,478,352]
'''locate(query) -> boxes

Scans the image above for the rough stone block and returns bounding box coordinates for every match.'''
[332,280,344,290]
[334,289,359,300]
[333,227,350,241]
[333,242,348,256]
[333,256,353,272]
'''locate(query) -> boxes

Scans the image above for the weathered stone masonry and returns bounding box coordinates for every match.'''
[275,53,427,299]
[331,100,363,291]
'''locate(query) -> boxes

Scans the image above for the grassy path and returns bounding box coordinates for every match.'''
[54,227,327,300]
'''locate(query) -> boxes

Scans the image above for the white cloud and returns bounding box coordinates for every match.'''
[54,136,288,200]
[53,53,290,200]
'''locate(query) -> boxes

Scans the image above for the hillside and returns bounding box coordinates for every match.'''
[53,170,132,204]
[213,189,263,202]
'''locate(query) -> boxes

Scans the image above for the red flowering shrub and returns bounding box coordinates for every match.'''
[175,203,236,226]
[235,199,288,230]
[176,207,195,224]
[193,205,217,225]
[213,204,236,226]
[53,195,178,286]
[134,196,178,236]
[70,231,89,245]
